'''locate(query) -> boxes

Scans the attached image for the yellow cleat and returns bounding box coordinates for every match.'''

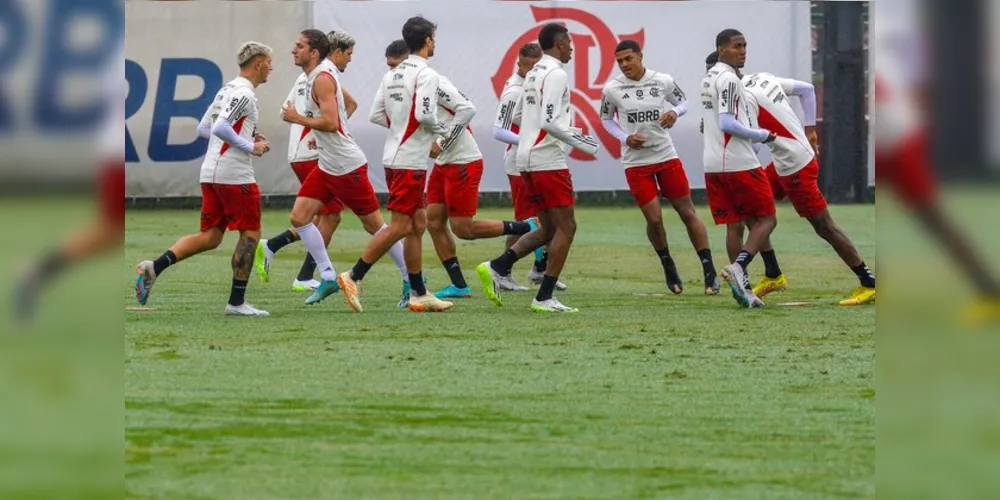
[753,274,788,298]
[839,286,875,306]
[958,297,1000,326]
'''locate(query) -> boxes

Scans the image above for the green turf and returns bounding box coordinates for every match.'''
[125,204,875,499]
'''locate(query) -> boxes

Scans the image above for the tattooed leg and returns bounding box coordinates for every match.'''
[229,231,259,306]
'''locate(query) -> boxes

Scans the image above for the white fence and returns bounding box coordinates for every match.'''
[125,0,812,197]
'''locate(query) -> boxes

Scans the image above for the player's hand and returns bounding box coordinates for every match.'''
[659,110,678,129]
[255,132,267,143]
[626,133,646,150]
[805,125,819,156]
[307,138,317,151]
[762,131,777,144]
[280,101,300,124]
[429,141,442,159]
[252,140,270,157]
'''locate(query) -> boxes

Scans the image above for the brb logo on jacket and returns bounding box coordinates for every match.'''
[491,6,644,161]
[627,109,660,124]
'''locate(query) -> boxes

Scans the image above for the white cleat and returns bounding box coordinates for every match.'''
[292,279,321,292]
[337,271,363,313]
[225,303,270,317]
[134,260,158,305]
[407,292,455,312]
[497,273,529,292]
[530,297,579,313]
[720,263,761,309]
[528,268,567,291]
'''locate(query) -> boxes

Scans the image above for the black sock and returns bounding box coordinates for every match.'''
[267,230,297,253]
[490,249,519,277]
[655,248,674,271]
[735,250,754,271]
[697,248,716,275]
[36,250,69,284]
[350,258,373,282]
[536,275,559,302]
[442,257,468,288]
[228,279,248,307]
[409,272,427,295]
[153,250,177,276]
[297,254,317,282]
[761,250,782,279]
[534,251,548,273]
[502,220,532,235]
[852,262,875,288]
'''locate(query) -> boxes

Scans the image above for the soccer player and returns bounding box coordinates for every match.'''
[257,30,411,307]
[384,39,409,69]
[13,43,127,321]
[600,40,719,295]
[256,32,345,293]
[475,23,600,313]
[425,71,535,299]
[274,30,412,309]
[134,42,274,316]
[493,42,558,293]
[740,65,876,305]
[336,16,456,313]
[701,29,778,308]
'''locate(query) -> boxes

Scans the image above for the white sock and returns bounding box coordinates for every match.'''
[296,222,337,281]
[378,224,409,282]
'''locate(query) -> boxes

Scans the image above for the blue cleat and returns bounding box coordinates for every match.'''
[434,284,471,299]
[398,280,412,309]
[305,279,341,305]
[526,218,545,263]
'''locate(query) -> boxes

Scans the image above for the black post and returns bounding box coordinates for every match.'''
[819,1,867,203]
[927,0,985,180]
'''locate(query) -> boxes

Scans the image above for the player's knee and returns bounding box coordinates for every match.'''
[810,215,836,240]
[646,214,664,230]
[427,214,448,234]
[678,206,699,224]
[410,217,428,235]
[289,211,311,229]
[359,216,382,235]
[450,218,475,240]
[562,217,578,238]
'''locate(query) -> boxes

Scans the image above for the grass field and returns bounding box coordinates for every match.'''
[125,204,875,499]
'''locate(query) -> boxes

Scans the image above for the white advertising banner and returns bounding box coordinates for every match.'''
[125,0,311,197]
[313,0,811,192]
[125,0,810,197]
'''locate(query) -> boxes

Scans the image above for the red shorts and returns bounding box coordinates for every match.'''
[705,169,776,225]
[507,174,536,221]
[522,169,575,212]
[624,159,692,206]
[100,159,125,226]
[385,168,427,217]
[200,183,262,232]
[427,159,484,217]
[765,160,828,218]
[298,164,380,217]
[876,132,937,208]
[290,159,343,215]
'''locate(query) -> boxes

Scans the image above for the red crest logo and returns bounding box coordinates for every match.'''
[491,6,644,161]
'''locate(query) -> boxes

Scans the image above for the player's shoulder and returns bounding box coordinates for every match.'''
[604,75,626,91]
[437,73,454,87]
[503,74,523,88]
[648,70,675,85]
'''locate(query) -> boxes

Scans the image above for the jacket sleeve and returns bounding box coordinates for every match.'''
[539,70,599,155]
